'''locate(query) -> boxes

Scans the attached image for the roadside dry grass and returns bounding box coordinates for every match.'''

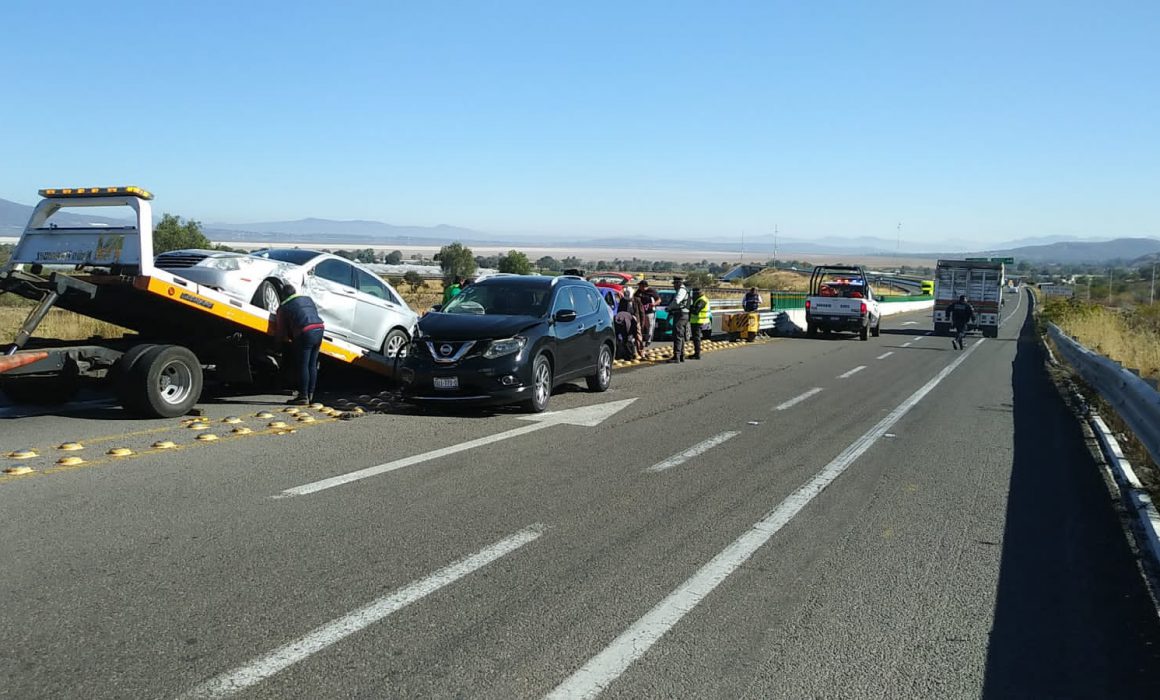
[1042,298,1160,380]
[0,301,128,342]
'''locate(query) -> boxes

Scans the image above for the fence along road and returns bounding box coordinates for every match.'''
[1,299,1158,698]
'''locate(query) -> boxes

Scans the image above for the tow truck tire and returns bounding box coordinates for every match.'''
[0,375,79,405]
[110,343,158,413]
[253,279,282,311]
[128,345,204,418]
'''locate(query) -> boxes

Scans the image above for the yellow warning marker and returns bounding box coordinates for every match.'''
[152,440,177,449]
[255,411,275,419]
[222,416,242,424]
[7,449,38,460]
[107,447,133,457]
[196,433,219,442]
[231,426,253,435]
[297,415,316,423]
[3,466,34,475]
[351,407,365,414]
[57,442,84,451]
[56,456,85,466]
[180,417,200,425]
[268,421,288,429]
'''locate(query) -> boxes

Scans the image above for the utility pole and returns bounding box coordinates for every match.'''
[1108,268,1113,305]
[896,222,901,255]
[740,231,745,264]
[1151,263,1156,305]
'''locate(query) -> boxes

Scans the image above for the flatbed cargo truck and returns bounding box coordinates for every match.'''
[932,259,1004,338]
[0,186,394,417]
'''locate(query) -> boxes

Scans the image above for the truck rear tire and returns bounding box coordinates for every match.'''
[859,325,869,341]
[110,343,157,413]
[126,345,203,418]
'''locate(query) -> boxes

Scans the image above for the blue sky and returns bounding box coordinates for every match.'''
[1,0,1157,245]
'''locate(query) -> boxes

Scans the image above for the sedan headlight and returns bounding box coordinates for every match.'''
[483,336,526,359]
[202,256,240,271]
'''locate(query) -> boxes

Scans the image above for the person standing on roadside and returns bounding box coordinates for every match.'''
[946,294,976,350]
[442,276,464,306]
[274,283,325,405]
[635,279,660,346]
[743,286,762,312]
[667,276,691,363]
[689,286,710,359]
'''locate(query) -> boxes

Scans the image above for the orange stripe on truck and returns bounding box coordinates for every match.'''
[0,351,49,374]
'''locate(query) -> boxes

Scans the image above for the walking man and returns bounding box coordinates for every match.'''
[946,294,976,350]
[635,279,660,346]
[689,286,710,359]
[667,276,691,363]
[274,283,325,405]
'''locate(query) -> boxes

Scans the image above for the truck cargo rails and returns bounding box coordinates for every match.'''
[0,186,397,417]
[932,258,1004,338]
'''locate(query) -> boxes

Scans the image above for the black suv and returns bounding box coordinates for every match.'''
[399,276,615,412]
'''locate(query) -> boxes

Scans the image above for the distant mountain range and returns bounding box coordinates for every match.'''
[2,196,1157,265]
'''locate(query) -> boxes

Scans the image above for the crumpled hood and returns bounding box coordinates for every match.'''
[417,313,541,341]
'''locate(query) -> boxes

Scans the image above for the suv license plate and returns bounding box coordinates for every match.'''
[433,376,459,390]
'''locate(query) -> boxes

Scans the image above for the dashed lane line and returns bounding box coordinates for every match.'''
[646,432,741,473]
[838,366,866,379]
[177,524,546,700]
[543,338,988,700]
[774,388,824,411]
[877,352,894,360]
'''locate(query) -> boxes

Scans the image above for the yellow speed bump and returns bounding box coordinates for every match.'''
[282,406,301,414]
[274,428,298,435]
[107,447,133,457]
[56,456,85,466]
[187,422,210,431]
[255,411,275,419]
[152,440,177,449]
[231,427,253,435]
[310,402,325,409]
[3,465,34,475]
[7,449,38,460]
[57,442,84,451]
[268,421,288,429]
[221,416,242,424]
[196,433,219,442]
[296,415,316,423]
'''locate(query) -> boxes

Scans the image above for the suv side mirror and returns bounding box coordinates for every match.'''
[554,309,577,323]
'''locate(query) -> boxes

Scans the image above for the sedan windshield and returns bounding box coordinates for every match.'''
[251,249,321,265]
[443,284,551,316]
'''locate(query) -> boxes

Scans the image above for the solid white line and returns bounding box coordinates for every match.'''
[1000,289,1025,327]
[647,431,741,473]
[838,366,866,379]
[179,525,546,700]
[774,387,824,411]
[876,352,894,360]
[902,342,912,348]
[278,422,550,497]
[544,342,986,700]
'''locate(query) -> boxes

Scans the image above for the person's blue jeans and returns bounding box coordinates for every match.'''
[296,328,324,399]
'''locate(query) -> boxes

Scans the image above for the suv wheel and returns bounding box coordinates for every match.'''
[586,344,612,392]
[522,354,552,413]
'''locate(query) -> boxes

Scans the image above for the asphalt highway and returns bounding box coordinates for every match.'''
[2,292,1159,699]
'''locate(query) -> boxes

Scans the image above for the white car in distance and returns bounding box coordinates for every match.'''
[154,248,417,357]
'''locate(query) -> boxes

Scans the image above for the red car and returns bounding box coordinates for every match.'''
[587,272,635,294]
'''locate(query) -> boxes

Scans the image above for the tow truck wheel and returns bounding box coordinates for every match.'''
[0,375,79,405]
[110,344,158,413]
[129,345,203,418]
[253,280,282,311]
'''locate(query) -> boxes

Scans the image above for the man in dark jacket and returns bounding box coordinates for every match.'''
[635,279,660,346]
[274,284,325,404]
[946,294,976,350]
[743,287,762,312]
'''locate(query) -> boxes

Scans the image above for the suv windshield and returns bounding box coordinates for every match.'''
[442,284,552,316]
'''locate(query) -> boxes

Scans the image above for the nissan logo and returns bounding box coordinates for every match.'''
[439,344,454,356]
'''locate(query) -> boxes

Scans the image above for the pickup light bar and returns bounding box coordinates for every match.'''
[39,186,154,200]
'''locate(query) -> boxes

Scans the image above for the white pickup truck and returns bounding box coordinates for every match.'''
[804,265,881,341]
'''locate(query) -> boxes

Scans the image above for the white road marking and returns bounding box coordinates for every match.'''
[912,336,925,342]
[180,524,545,700]
[278,399,637,497]
[838,366,866,379]
[544,340,986,700]
[902,342,912,348]
[1000,289,1025,327]
[876,352,894,360]
[647,431,741,473]
[901,321,918,326]
[774,388,823,411]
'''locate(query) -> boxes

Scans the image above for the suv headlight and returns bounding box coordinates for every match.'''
[483,336,526,359]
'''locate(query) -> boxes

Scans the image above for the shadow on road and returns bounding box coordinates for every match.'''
[981,308,1160,697]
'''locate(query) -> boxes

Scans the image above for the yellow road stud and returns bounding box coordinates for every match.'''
[56,456,85,466]
[57,442,84,451]
[107,447,133,457]
[196,433,219,442]
[222,416,242,424]
[231,427,253,435]
[310,402,325,409]
[3,466,34,475]
[297,415,316,423]
[268,421,288,429]
[188,422,210,430]
[274,428,298,435]
[282,406,300,413]
[152,441,177,449]
[255,411,275,419]
[7,449,38,460]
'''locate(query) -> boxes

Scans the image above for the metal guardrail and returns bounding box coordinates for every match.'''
[1048,323,1160,467]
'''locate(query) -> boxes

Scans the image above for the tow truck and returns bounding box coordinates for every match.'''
[0,186,395,417]
[804,265,881,341]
